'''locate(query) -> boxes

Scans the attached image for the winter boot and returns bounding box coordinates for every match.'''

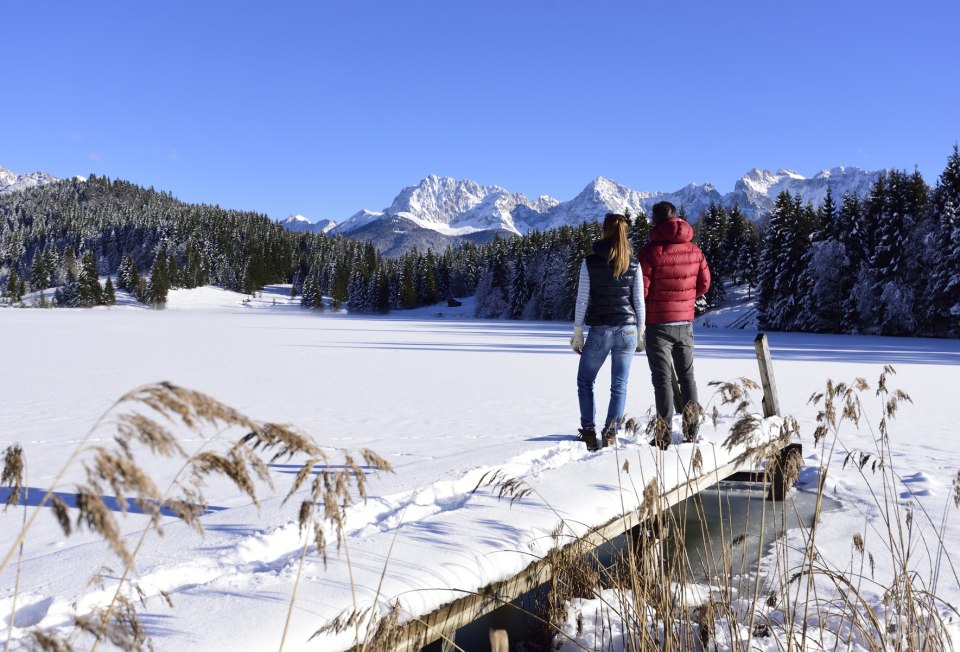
[682,402,702,443]
[578,427,599,452]
[601,426,616,448]
[649,416,671,450]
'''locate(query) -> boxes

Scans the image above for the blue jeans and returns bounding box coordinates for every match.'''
[577,324,638,433]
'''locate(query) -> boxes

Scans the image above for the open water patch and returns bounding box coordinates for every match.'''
[422,481,842,651]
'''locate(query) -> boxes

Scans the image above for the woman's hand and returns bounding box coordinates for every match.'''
[570,325,584,354]
[636,325,646,352]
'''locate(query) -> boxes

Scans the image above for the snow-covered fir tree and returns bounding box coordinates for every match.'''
[508,252,530,319]
[758,192,813,330]
[696,202,727,307]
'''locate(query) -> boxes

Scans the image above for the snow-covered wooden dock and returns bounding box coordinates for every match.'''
[322,335,796,652]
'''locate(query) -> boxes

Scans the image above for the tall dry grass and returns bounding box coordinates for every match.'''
[1,382,391,652]
[3,369,958,651]
[533,367,959,651]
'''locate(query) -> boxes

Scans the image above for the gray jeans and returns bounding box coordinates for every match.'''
[645,323,699,434]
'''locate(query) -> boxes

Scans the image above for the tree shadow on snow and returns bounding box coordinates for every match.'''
[0,487,226,516]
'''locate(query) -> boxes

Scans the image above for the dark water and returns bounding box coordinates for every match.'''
[422,482,841,651]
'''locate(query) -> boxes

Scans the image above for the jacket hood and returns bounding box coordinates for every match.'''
[649,218,694,244]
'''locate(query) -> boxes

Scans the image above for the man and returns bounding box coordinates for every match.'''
[639,201,711,448]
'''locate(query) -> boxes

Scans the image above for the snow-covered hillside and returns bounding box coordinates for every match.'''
[331,175,560,236]
[0,166,59,195]
[727,166,881,218]
[280,214,336,234]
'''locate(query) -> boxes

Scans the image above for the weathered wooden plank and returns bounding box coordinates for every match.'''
[373,448,759,652]
[754,333,781,418]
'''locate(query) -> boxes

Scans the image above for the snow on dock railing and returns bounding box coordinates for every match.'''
[318,334,794,651]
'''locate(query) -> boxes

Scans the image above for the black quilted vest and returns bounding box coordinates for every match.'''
[584,239,638,327]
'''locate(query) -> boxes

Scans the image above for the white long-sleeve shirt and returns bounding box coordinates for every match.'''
[574,261,645,328]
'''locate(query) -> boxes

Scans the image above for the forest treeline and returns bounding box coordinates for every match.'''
[1,146,958,337]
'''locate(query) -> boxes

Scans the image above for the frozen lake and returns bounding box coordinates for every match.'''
[2,292,960,650]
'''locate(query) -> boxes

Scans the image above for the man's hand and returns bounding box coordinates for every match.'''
[570,325,584,354]
[636,325,646,352]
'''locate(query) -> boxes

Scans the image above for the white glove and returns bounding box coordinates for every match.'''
[570,325,584,354]
[636,325,646,352]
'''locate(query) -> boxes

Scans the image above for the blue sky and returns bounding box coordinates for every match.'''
[3,1,958,222]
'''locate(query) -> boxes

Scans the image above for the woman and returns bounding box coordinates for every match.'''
[570,213,646,451]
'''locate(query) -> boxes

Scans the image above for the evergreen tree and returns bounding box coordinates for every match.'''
[43,245,59,287]
[933,144,960,216]
[509,254,530,319]
[399,257,416,309]
[696,203,727,307]
[740,225,761,299]
[5,270,23,302]
[836,192,866,332]
[185,240,204,288]
[167,253,180,289]
[795,187,843,333]
[375,267,390,313]
[757,192,806,329]
[720,205,751,283]
[30,248,49,290]
[54,280,82,307]
[931,199,960,335]
[422,250,439,305]
[301,274,323,310]
[62,245,78,284]
[135,276,149,304]
[866,171,917,335]
[923,147,960,334]
[117,254,133,291]
[347,254,368,312]
[103,277,116,306]
[147,250,170,306]
[78,250,102,306]
[129,259,141,297]
[329,260,350,310]
[628,210,650,251]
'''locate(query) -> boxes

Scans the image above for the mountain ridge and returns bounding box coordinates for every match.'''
[1,163,887,253]
[0,166,60,195]
[322,167,885,241]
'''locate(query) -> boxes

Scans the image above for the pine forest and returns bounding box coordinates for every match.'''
[2,146,959,338]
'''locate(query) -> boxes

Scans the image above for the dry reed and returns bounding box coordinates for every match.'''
[1,382,392,652]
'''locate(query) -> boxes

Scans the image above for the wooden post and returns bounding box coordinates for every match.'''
[767,443,803,501]
[753,333,780,418]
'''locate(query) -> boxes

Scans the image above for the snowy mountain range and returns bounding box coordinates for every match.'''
[294,167,885,249]
[1,162,886,257]
[0,166,59,195]
[281,214,336,234]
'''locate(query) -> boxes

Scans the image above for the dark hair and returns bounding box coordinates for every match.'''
[651,201,677,225]
[601,213,632,277]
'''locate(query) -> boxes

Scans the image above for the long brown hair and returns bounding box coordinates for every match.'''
[602,213,632,278]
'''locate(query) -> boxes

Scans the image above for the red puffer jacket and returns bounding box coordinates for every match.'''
[639,218,711,324]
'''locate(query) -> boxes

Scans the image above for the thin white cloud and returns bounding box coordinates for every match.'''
[88,151,102,161]
[168,149,181,161]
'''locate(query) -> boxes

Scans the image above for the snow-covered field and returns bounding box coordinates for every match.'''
[2,286,960,650]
